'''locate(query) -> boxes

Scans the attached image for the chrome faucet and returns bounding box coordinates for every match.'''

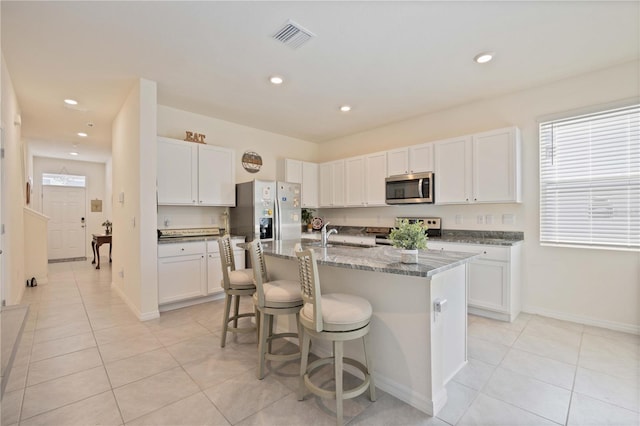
[321,222,338,247]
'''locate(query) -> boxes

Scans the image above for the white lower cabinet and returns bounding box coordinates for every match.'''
[427,241,521,322]
[158,242,207,305]
[158,238,246,305]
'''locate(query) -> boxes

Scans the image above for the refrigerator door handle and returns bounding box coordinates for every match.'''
[275,197,281,241]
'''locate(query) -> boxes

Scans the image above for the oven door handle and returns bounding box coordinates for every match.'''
[418,178,424,199]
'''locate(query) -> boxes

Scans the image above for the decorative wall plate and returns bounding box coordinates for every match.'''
[311,217,323,230]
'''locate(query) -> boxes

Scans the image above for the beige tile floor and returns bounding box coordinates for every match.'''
[2,259,639,425]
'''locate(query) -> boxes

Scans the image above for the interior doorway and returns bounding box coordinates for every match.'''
[42,174,87,261]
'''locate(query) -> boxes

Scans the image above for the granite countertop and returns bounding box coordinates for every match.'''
[258,239,479,278]
[157,235,245,245]
[429,231,524,247]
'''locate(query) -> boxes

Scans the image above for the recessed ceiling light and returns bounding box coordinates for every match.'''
[269,75,284,85]
[70,152,79,156]
[474,52,494,64]
[64,99,78,105]
[77,132,88,137]
[340,105,352,112]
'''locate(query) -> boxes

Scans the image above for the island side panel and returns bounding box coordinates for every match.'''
[428,263,469,414]
[266,255,445,415]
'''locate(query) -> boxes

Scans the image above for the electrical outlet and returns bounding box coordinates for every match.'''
[455,215,463,225]
[119,268,124,278]
[485,214,493,225]
[164,217,170,227]
[477,215,484,225]
[502,214,515,225]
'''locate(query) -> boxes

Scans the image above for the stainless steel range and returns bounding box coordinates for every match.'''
[372,217,441,245]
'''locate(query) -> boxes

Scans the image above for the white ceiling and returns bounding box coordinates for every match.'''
[2,1,639,163]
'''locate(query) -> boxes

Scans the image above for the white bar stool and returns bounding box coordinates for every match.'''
[248,240,303,380]
[295,248,376,426]
[219,235,257,348]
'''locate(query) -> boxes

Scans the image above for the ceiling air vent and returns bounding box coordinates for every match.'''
[272,20,315,49]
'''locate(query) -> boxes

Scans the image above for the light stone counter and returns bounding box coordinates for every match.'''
[260,240,478,278]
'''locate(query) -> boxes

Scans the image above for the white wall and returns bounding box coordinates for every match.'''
[112,78,158,320]
[32,156,109,258]
[318,60,640,332]
[1,53,26,305]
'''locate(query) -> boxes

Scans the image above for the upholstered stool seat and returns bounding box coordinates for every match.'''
[218,236,257,348]
[228,269,255,287]
[248,240,303,380]
[296,249,376,426]
[301,293,372,332]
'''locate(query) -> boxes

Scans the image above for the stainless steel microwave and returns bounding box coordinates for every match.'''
[385,172,434,204]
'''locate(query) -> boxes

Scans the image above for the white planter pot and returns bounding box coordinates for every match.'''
[400,249,418,264]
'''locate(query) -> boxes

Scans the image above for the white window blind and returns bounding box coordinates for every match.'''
[540,104,640,250]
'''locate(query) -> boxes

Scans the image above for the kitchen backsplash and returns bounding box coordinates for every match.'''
[317,204,524,231]
[157,205,228,229]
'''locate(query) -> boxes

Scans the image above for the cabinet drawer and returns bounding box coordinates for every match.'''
[158,241,206,258]
[428,242,510,262]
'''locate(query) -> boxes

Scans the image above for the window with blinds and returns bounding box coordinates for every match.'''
[539,104,639,250]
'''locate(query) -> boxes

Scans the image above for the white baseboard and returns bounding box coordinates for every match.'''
[522,305,640,335]
[111,282,160,321]
[159,293,225,313]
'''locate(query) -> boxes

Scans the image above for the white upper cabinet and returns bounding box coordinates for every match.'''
[345,156,365,207]
[365,152,388,206]
[301,162,319,208]
[319,160,345,208]
[387,148,410,176]
[157,137,235,206]
[434,127,521,204]
[283,159,318,208]
[434,136,473,204]
[387,143,434,176]
[198,144,235,206]
[344,152,387,207]
[472,127,521,203]
[409,143,434,174]
[157,137,198,205]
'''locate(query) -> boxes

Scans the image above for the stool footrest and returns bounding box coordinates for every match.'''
[226,312,256,334]
[264,332,301,362]
[303,356,372,401]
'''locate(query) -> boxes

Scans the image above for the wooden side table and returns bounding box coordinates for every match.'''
[91,234,112,270]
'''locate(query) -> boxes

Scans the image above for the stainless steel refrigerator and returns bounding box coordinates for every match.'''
[230,180,302,242]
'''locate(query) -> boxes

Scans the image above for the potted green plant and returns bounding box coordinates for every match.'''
[388,219,428,263]
[301,208,315,232]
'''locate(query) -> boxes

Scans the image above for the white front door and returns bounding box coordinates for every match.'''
[43,186,86,260]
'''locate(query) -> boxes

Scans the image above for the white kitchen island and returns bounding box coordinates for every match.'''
[257,240,478,417]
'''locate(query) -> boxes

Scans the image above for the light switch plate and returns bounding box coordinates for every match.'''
[477,215,484,225]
